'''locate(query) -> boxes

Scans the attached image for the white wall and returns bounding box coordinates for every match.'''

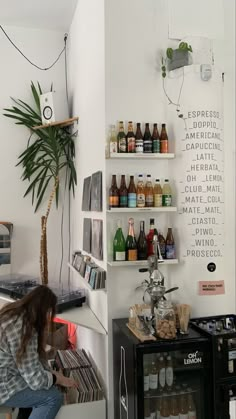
[0,25,69,283]
[67,0,109,393]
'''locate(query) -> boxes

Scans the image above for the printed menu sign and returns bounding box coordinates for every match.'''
[199,280,225,296]
[179,108,224,260]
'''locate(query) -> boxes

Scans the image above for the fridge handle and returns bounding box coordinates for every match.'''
[119,346,129,419]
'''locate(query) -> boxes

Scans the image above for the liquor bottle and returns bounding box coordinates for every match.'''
[162,179,172,207]
[152,123,160,153]
[149,355,158,395]
[135,122,143,153]
[145,175,154,207]
[165,356,174,389]
[126,121,136,153]
[113,220,126,261]
[158,231,166,259]
[137,174,145,208]
[109,125,117,154]
[170,393,179,419]
[160,394,170,418]
[165,228,176,259]
[144,356,150,394]
[159,356,166,391]
[109,175,119,208]
[187,391,197,419]
[126,218,137,261]
[147,218,155,257]
[179,391,189,419]
[160,123,169,153]
[154,179,163,207]
[119,175,128,207]
[143,123,153,153]
[128,176,137,208]
[137,221,148,260]
[117,121,127,153]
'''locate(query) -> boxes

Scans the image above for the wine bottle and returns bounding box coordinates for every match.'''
[119,175,128,207]
[126,218,137,261]
[109,175,119,208]
[137,221,148,260]
[113,220,126,261]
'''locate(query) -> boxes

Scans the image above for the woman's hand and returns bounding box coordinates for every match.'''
[53,371,78,388]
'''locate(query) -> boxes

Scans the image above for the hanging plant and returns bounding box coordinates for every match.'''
[3,82,77,285]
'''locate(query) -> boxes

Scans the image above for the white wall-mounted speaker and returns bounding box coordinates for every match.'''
[40,91,69,125]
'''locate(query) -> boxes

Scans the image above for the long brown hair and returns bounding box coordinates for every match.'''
[0,285,57,363]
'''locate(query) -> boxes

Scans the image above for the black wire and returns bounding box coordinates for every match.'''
[0,25,65,71]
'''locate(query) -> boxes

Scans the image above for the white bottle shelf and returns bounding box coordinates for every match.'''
[108,152,175,159]
[107,207,177,213]
[68,263,106,292]
[107,259,178,267]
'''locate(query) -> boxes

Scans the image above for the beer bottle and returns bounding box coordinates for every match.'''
[143,123,153,153]
[156,394,162,419]
[144,399,151,419]
[170,393,179,419]
[160,394,170,418]
[126,218,137,261]
[187,390,197,419]
[149,355,158,396]
[159,356,166,391]
[160,123,169,153]
[150,398,156,419]
[119,175,128,207]
[137,221,148,260]
[165,228,176,259]
[165,356,174,389]
[135,122,144,153]
[137,174,145,208]
[162,179,172,207]
[113,220,126,261]
[126,121,136,153]
[154,179,163,207]
[145,175,154,207]
[158,231,166,259]
[179,391,189,419]
[152,123,160,153]
[128,176,137,208]
[117,121,127,153]
[147,218,155,257]
[109,175,119,208]
[109,125,118,154]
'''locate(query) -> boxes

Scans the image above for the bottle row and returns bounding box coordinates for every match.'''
[113,218,176,262]
[144,388,197,419]
[109,175,173,209]
[109,121,170,154]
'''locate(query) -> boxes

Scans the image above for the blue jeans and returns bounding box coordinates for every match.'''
[3,386,63,419]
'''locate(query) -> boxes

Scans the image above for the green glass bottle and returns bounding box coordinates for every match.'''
[113,220,126,261]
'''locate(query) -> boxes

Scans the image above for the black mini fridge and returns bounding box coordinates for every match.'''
[113,319,212,419]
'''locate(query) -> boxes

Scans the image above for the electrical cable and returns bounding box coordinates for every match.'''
[0,25,65,70]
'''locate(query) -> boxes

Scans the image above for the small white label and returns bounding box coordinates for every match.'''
[188,411,197,419]
[149,373,158,390]
[159,368,166,388]
[156,410,161,419]
[179,415,188,419]
[115,251,126,261]
[144,375,149,392]
[228,360,234,374]
[154,194,162,207]
[166,367,173,387]
[170,416,179,419]
[137,193,145,207]
[160,416,170,419]
[150,413,156,419]
[110,142,117,153]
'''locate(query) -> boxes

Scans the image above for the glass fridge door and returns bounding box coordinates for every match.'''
[140,347,209,419]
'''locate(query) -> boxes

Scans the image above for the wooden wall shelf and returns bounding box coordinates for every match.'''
[33,117,79,130]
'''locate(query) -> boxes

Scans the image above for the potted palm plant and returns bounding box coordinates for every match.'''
[3,82,77,285]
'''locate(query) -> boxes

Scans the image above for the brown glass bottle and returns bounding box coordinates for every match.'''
[109,175,119,208]
[126,218,137,261]
[117,121,127,153]
[126,121,136,153]
[160,123,169,153]
[128,176,137,208]
[165,228,176,259]
[152,123,160,153]
[119,175,128,207]
[135,123,143,153]
[143,123,152,153]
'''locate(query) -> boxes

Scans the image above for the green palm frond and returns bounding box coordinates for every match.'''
[3,82,77,211]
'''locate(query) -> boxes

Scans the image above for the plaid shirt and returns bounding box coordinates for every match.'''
[0,315,53,405]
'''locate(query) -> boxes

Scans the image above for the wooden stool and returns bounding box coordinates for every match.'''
[0,406,13,419]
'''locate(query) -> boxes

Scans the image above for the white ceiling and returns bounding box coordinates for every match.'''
[0,0,78,31]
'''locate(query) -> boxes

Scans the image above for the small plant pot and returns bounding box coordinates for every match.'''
[168,50,190,71]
